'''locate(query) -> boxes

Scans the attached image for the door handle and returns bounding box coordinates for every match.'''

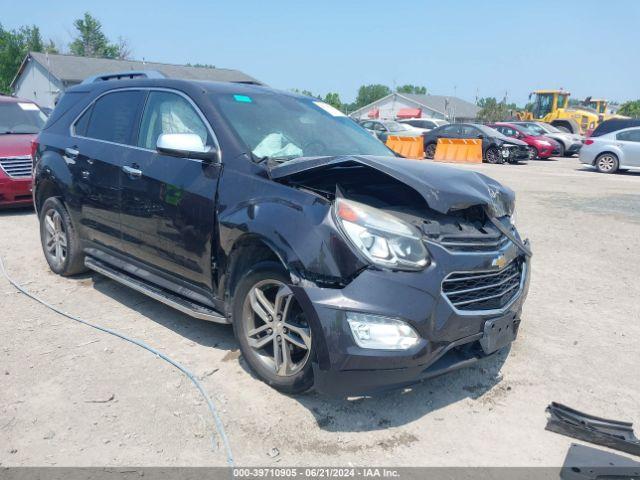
[122,165,142,178]
[64,147,79,159]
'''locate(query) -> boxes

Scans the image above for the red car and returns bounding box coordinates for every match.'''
[490,122,560,159]
[0,95,47,208]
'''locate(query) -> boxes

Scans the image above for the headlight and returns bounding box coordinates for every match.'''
[538,140,551,147]
[346,312,420,350]
[334,198,429,271]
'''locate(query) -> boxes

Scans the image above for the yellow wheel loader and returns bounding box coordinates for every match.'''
[515,90,599,135]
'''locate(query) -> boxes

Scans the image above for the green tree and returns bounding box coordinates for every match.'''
[0,23,48,94]
[477,97,513,122]
[323,92,342,110]
[397,84,427,95]
[354,84,391,109]
[69,13,129,59]
[290,88,319,98]
[618,100,640,118]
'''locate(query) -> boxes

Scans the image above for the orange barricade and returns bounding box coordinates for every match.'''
[385,135,425,159]
[433,138,483,163]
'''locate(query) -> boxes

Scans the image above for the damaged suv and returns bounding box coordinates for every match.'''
[33,74,531,395]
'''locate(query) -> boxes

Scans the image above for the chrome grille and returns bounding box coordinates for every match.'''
[0,156,32,178]
[442,260,523,311]
[439,232,510,252]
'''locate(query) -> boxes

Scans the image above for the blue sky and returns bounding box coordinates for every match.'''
[2,0,638,105]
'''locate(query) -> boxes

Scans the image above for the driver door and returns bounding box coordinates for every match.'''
[119,89,221,291]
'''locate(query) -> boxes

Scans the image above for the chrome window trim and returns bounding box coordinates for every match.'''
[69,86,222,163]
[439,259,527,316]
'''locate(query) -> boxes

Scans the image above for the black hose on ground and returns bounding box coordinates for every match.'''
[0,255,234,466]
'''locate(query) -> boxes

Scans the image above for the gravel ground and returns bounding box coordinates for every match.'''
[1,157,639,467]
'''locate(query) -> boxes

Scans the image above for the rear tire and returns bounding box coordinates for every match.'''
[595,153,619,174]
[425,142,436,159]
[232,261,314,394]
[39,197,86,276]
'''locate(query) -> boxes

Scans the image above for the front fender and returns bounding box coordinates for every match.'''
[218,193,366,283]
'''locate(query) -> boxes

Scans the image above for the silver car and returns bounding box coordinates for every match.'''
[513,121,584,157]
[579,127,640,173]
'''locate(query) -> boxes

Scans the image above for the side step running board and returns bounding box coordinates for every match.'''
[85,257,229,324]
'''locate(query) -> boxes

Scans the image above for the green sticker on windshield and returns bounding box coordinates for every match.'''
[233,94,252,103]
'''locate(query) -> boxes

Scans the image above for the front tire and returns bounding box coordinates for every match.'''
[39,197,86,276]
[485,146,502,164]
[232,262,314,394]
[556,142,566,157]
[595,153,619,174]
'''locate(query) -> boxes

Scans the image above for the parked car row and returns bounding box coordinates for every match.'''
[422,123,530,163]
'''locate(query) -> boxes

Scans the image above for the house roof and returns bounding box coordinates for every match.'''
[351,92,480,120]
[11,52,261,88]
[399,93,480,119]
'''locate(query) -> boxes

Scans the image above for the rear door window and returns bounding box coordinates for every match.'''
[616,129,640,142]
[84,90,146,145]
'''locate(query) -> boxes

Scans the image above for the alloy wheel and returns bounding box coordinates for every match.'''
[425,143,436,159]
[242,279,312,377]
[527,146,537,160]
[43,209,68,269]
[485,148,501,164]
[597,155,616,172]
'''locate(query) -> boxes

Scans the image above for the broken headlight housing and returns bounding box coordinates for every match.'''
[334,198,429,271]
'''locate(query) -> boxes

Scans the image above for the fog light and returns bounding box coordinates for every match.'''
[346,312,420,350]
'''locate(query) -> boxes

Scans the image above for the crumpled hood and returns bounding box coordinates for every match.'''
[270,155,515,217]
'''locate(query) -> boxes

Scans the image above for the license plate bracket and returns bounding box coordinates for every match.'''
[480,314,518,354]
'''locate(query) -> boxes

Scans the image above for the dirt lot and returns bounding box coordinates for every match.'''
[1,157,639,467]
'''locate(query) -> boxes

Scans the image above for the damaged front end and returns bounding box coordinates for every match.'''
[267,155,531,395]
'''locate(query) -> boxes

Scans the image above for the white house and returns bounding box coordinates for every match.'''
[11,52,262,108]
[350,92,480,123]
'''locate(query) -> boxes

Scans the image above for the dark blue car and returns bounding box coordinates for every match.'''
[32,73,531,396]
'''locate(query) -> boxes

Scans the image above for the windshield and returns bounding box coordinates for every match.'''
[0,101,47,134]
[543,124,561,133]
[383,121,411,132]
[213,93,392,161]
[518,124,545,135]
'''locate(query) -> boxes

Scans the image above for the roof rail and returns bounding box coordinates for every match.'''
[81,70,166,84]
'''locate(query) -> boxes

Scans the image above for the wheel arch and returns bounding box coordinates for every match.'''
[34,178,64,215]
[220,234,291,306]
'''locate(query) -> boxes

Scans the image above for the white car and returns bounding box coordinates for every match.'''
[398,118,449,133]
[579,127,640,173]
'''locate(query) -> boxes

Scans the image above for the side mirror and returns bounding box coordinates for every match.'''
[156,133,219,162]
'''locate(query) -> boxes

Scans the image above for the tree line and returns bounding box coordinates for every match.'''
[0,13,130,94]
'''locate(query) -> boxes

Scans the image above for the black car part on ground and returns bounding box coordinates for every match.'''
[560,444,640,480]
[546,402,640,457]
[591,119,640,137]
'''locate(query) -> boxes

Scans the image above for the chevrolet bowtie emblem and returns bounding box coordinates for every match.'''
[492,255,507,269]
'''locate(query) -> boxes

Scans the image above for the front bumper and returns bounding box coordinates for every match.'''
[294,239,531,396]
[537,145,555,158]
[567,142,582,154]
[0,176,33,207]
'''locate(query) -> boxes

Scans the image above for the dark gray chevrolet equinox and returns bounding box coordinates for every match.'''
[32,72,531,396]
